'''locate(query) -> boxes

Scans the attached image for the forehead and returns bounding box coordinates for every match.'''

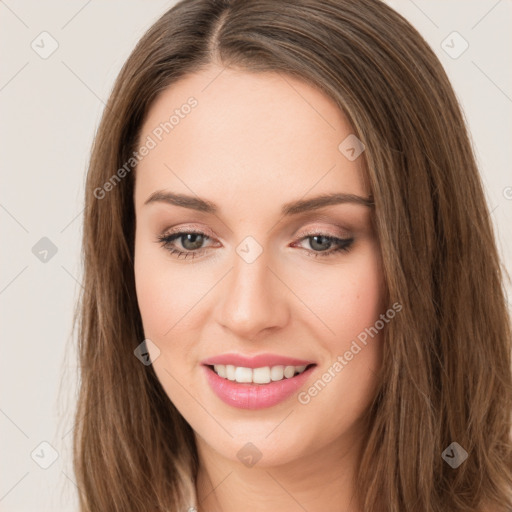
[134,65,367,213]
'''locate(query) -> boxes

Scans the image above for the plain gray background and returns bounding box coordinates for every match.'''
[1,1,511,510]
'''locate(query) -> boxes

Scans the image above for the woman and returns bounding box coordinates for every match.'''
[73,0,512,511]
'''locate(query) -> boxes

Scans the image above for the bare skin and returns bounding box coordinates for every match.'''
[133,64,385,512]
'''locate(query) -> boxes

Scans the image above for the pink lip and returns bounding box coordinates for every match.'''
[202,363,317,410]
[201,352,315,368]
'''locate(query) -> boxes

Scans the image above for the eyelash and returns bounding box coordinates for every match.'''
[156,230,354,260]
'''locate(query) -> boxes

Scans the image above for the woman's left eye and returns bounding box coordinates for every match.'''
[156,230,354,260]
[293,234,354,258]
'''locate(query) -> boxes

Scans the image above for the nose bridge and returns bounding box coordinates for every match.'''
[217,243,288,338]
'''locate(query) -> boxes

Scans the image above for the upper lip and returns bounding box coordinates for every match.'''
[201,353,316,368]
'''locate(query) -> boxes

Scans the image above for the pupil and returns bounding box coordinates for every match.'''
[310,235,330,251]
[182,233,203,250]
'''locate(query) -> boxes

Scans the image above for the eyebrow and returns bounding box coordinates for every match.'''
[144,190,374,215]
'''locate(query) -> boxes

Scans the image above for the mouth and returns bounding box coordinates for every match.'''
[205,363,317,384]
[202,362,318,409]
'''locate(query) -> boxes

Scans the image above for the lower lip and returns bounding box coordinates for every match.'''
[202,364,316,410]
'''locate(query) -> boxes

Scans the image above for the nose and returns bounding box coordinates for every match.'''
[216,250,290,341]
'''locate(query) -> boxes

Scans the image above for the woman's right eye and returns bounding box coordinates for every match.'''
[156,231,213,259]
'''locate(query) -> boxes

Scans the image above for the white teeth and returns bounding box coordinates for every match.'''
[212,364,310,384]
[253,367,271,384]
[234,366,252,383]
[215,364,227,378]
[270,365,284,381]
[226,365,236,381]
[283,366,295,378]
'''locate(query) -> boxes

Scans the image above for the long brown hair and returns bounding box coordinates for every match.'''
[73,0,512,510]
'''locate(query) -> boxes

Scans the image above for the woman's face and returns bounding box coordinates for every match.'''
[133,64,385,467]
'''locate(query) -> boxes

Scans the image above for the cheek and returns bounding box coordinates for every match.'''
[134,241,213,428]
[134,243,203,405]
[292,247,385,433]
[134,239,208,339]
[295,245,384,343]
[336,258,383,338]
[134,241,171,338]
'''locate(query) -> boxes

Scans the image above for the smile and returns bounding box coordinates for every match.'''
[209,364,312,384]
[202,363,317,410]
